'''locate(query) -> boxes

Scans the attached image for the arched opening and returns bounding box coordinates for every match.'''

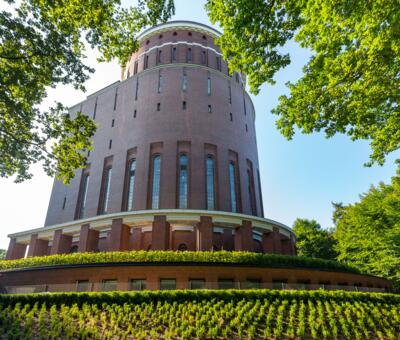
[70,245,78,253]
[177,243,188,251]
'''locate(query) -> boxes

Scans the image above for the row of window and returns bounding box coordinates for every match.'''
[75,151,259,218]
[76,278,368,292]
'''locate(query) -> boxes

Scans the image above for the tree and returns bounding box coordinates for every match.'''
[0,249,5,260]
[1,0,174,183]
[333,163,400,286]
[292,218,337,260]
[206,0,400,165]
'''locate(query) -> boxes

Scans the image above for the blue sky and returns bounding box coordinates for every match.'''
[0,0,398,249]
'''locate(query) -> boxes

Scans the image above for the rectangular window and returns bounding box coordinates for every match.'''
[93,98,98,119]
[182,101,187,110]
[247,160,257,215]
[134,109,137,118]
[157,103,161,111]
[160,279,176,290]
[172,47,177,62]
[158,74,162,93]
[113,88,118,110]
[187,48,192,62]
[130,279,146,291]
[229,162,238,213]
[126,159,136,211]
[273,280,286,290]
[78,173,90,219]
[216,56,221,71]
[151,155,161,209]
[62,196,67,210]
[135,79,139,101]
[245,279,261,289]
[230,112,233,122]
[201,50,206,64]
[134,61,138,75]
[243,94,247,115]
[189,279,205,290]
[111,119,115,127]
[207,77,211,96]
[208,105,212,113]
[228,84,232,104]
[158,50,162,63]
[218,279,234,289]
[182,73,187,92]
[102,279,117,291]
[109,139,112,149]
[206,155,215,210]
[144,55,149,69]
[178,154,188,209]
[101,167,112,214]
[76,280,90,292]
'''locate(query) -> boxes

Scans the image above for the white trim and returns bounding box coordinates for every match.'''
[171,226,194,232]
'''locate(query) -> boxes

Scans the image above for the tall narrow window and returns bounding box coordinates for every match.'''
[182,101,187,110]
[247,168,256,215]
[102,167,112,214]
[158,50,162,63]
[206,155,215,210]
[127,159,136,211]
[135,79,139,100]
[178,154,188,208]
[158,73,162,93]
[151,155,161,209]
[172,47,177,62]
[230,112,233,121]
[187,48,192,62]
[134,60,138,75]
[216,56,221,71]
[202,50,206,64]
[182,73,187,92]
[229,162,238,213]
[207,77,211,96]
[79,174,89,218]
[243,94,247,115]
[113,88,118,110]
[144,55,149,69]
[257,170,264,217]
[93,98,98,119]
[228,84,232,104]
[208,105,212,113]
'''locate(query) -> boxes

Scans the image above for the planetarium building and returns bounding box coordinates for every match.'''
[2,21,391,292]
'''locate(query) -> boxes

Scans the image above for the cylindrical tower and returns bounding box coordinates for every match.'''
[7,21,295,259]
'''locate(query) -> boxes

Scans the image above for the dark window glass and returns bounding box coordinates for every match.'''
[228,84,232,104]
[189,279,205,289]
[158,74,162,93]
[134,61,138,75]
[182,101,187,110]
[202,50,206,64]
[102,279,117,291]
[230,112,233,121]
[157,103,161,111]
[158,50,162,63]
[208,105,212,113]
[257,170,264,217]
[247,169,256,215]
[245,279,261,289]
[187,48,192,62]
[70,245,78,253]
[134,109,137,118]
[151,155,161,209]
[102,167,112,213]
[113,89,118,110]
[130,279,146,291]
[207,77,211,95]
[229,162,238,213]
[127,159,136,211]
[62,196,66,210]
[160,279,176,290]
[172,47,177,62]
[206,155,215,210]
[109,139,112,149]
[76,280,90,292]
[178,154,188,208]
[216,56,221,71]
[93,99,97,119]
[243,95,247,115]
[111,119,115,127]
[135,79,139,100]
[79,174,89,218]
[178,243,188,251]
[245,124,248,132]
[218,279,234,289]
[144,55,149,69]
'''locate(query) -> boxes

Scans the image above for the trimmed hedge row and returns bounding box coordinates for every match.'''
[0,250,362,274]
[0,290,399,339]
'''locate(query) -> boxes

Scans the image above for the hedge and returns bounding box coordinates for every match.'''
[0,250,362,274]
[0,290,399,339]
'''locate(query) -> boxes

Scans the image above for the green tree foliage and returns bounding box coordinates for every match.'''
[0,0,174,183]
[333,164,400,286]
[292,218,337,260]
[0,249,5,260]
[206,0,400,165]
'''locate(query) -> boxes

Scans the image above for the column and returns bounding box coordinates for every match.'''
[196,216,213,251]
[50,230,72,255]
[27,234,49,257]
[152,215,170,250]
[234,220,253,251]
[109,218,131,251]
[290,234,296,255]
[131,228,142,250]
[262,231,274,253]
[6,238,27,260]
[78,224,99,253]
[272,227,282,254]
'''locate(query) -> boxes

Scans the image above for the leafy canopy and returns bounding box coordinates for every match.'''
[0,0,174,183]
[333,163,400,286]
[292,218,337,260]
[206,0,400,165]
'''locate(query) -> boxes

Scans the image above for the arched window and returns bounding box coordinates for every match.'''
[151,155,161,209]
[178,154,188,208]
[229,162,238,213]
[178,243,188,251]
[206,155,215,210]
[127,159,136,211]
